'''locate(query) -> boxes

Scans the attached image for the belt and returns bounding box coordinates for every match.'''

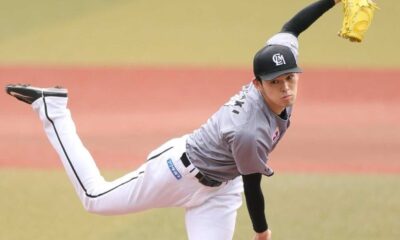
[180,153,222,187]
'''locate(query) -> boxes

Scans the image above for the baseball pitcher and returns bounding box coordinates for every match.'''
[5,0,377,239]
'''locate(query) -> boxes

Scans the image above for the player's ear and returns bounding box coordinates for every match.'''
[253,78,263,90]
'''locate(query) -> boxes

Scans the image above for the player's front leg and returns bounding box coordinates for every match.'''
[184,177,243,240]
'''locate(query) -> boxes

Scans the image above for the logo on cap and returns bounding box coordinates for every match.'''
[272,53,286,66]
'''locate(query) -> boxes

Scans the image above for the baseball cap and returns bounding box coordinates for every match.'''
[253,44,302,81]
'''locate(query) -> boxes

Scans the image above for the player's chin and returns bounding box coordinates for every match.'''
[281,96,296,106]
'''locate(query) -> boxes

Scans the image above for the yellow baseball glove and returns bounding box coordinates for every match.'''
[338,0,379,42]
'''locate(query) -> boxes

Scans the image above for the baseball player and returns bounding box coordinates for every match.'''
[6,1,343,239]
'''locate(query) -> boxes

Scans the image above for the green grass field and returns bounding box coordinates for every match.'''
[0,0,399,67]
[1,169,399,240]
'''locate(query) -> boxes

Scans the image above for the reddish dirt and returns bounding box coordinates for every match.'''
[1,65,399,174]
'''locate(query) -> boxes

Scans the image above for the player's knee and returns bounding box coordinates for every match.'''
[81,197,122,216]
[83,204,111,215]
[80,197,107,215]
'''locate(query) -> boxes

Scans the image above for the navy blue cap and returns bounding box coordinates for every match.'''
[253,45,302,81]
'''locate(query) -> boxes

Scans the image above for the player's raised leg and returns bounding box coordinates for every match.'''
[5,84,198,215]
[6,84,146,213]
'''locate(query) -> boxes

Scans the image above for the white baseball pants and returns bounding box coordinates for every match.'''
[32,95,243,240]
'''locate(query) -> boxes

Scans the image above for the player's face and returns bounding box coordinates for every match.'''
[253,73,299,115]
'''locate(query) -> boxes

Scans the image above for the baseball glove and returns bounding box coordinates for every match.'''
[338,0,379,42]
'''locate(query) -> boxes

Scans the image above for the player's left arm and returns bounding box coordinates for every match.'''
[242,173,271,240]
[280,0,340,37]
[242,1,342,239]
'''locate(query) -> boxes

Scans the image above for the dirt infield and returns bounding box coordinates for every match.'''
[1,66,399,174]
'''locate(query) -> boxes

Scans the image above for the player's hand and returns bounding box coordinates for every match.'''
[253,229,272,240]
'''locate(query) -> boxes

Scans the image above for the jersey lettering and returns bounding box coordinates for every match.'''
[234,100,244,108]
[224,85,250,114]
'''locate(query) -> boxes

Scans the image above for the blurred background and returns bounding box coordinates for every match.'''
[0,0,398,67]
[0,0,399,239]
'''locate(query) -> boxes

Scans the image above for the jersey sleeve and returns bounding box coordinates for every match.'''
[231,127,274,176]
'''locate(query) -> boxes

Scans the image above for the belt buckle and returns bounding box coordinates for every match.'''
[184,153,222,187]
[198,174,222,187]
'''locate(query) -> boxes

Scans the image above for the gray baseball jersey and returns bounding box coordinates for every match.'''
[186,33,298,182]
[186,82,292,182]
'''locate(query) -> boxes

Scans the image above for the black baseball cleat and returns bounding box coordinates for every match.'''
[5,84,68,104]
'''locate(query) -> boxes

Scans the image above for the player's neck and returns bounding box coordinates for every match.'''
[263,96,285,115]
